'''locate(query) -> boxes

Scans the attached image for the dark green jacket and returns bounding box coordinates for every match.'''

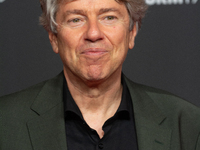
[1,73,200,150]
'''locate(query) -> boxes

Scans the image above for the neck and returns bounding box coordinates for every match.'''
[63,68,123,110]
[63,68,123,138]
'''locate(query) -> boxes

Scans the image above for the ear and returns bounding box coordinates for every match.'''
[48,32,59,54]
[128,23,138,49]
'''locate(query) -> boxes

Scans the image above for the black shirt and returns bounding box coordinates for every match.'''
[63,75,138,150]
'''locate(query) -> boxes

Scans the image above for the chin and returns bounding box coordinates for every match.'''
[83,70,107,83]
[84,65,103,78]
[86,73,103,81]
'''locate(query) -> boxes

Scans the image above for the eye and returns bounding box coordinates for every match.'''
[66,17,85,27]
[101,15,118,25]
[69,18,81,23]
[105,16,116,20]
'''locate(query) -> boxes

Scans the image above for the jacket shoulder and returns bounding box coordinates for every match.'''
[0,72,64,111]
[139,83,199,113]
[125,77,200,120]
[0,81,46,112]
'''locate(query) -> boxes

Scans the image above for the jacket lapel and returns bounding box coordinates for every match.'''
[125,77,171,150]
[27,73,68,150]
[26,72,171,150]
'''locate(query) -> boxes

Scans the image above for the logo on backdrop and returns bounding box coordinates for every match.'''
[0,0,5,3]
[146,0,198,5]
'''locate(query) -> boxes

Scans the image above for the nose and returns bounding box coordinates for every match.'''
[84,19,104,42]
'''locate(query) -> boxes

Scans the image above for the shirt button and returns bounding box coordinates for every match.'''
[98,143,104,149]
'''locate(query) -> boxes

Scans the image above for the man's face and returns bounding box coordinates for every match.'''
[49,0,137,82]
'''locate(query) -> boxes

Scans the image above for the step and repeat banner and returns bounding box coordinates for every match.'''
[0,0,200,106]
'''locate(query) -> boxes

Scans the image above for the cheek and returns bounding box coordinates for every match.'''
[108,27,129,60]
[57,30,82,59]
[56,36,76,66]
[61,33,77,49]
[58,26,83,48]
[111,28,127,49]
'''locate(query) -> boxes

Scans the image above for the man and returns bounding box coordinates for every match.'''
[0,0,200,149]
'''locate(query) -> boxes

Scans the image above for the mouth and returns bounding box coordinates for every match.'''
[81,48,108,56]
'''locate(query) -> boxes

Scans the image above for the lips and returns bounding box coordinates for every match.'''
[81,48,108,56]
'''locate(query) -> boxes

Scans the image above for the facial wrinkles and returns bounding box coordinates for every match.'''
[58,0,129,28]
[57,0,130,60]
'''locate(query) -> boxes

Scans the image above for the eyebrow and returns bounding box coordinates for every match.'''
[64,9,86,16]
[99,8,122,15]
[61,9,85,23]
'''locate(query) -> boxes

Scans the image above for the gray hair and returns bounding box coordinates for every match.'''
[39,0,148,33]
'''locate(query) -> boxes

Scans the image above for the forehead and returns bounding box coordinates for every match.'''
[58,0,125,11]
